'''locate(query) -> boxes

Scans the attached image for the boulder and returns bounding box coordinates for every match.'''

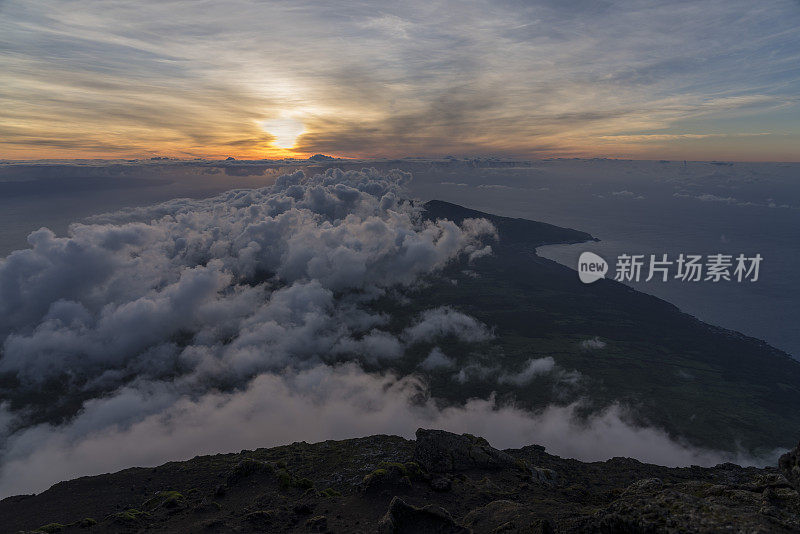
[306,515,327,532]
[463,500,553,534]
[528,466,558,486]
[378,496,470,534]
[362,464,413,495]
[429,476,452,492]
[779,441,800,491]
[414,429,517,473]
[621,477,663,497]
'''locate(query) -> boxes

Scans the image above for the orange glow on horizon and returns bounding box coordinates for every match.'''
[0,143,315,162]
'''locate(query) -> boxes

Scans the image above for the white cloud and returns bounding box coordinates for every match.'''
[580,337,607,350]
[0,363,774,498]
[696,193,739,204]
[498,357,556,385]
[419,347,455,370]
[403,307,493,344]
[468,245,493,263]
[0,168,496,385]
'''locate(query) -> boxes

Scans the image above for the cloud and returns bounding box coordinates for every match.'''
[477,184,514,190]
[695,193,739,204]
[672,191,800,209]
[0,363,775,498]
[0,168,498,385]
[0,166,776,499]
[2,0,799,159]
[498,357,557,385]
[333,329,404,364]
[418,347,456,370]
[611,190,645,200]
[450,356,579,390]
[597,133,771,143]
[403,307,494,344]
[0,167,496,401]
[0,167,520,496]
[580,337,607,350]
[468,245,493,263]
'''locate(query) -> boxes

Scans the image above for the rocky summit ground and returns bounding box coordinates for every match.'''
[3,429,800,533]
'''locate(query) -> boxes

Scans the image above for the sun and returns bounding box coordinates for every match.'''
[258,117,305,149]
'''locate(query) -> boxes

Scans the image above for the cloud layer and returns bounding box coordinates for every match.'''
[0,168,493,384]
[0,168,773,497]
[0,364,770,498]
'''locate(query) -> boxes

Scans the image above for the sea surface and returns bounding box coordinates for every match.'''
[2,159,798,357]
[407,159,800,358]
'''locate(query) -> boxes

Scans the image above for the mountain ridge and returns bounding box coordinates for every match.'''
[2,428,799,533]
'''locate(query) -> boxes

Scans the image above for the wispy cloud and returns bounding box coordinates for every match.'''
[1,0,799,159]
[597,132,772,143]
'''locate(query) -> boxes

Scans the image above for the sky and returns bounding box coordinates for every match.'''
[1,0,799,161]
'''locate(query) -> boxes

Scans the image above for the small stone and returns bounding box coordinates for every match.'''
[430,476,452,492]
[293,502,313,515]
[306,515,327,532]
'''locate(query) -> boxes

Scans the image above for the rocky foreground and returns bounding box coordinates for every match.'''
[3,429,800,533]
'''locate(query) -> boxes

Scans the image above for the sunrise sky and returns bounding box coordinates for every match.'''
[1,0,799,161]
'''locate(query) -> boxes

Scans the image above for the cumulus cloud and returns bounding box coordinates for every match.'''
[332,329,404,364]
[418,347,455,371]
[0,168,495,385]
[403,307,493,344]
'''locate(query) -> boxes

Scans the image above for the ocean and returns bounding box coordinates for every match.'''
[407,159,800,358]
